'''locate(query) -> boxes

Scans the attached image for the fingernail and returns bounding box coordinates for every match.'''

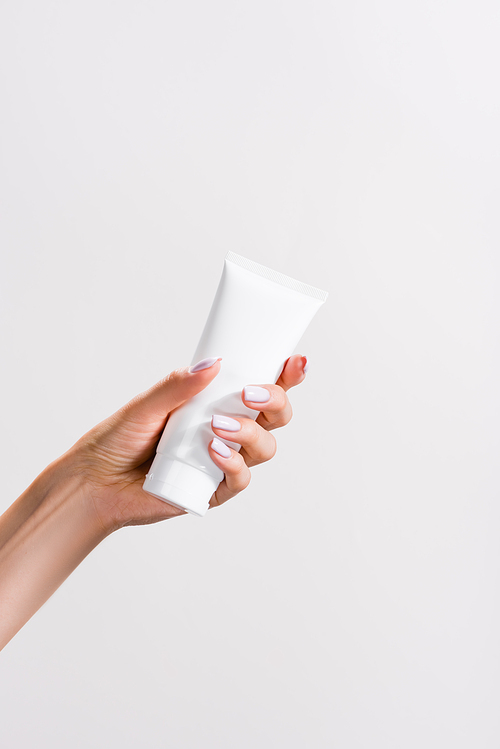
[302,356,309,374]
[211,437,232,458]
[244,385,270,403]
[212,414,241,432]
[189,357,222,373]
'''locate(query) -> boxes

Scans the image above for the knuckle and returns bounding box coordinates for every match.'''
[234,458,251,490]
[268,386,282,408]
[272,405,292,429]
[262,434,277,462]
[273,391,291,424]
[250,418,262,441]
[164,367,184,387]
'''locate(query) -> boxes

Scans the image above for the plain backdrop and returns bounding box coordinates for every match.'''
[1,1,499,747]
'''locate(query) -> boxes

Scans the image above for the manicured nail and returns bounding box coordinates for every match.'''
[189,357,222,373]
[302,356,309,374]
[244,385,270,403]
[211,437,232,458]
[212,414,241,432]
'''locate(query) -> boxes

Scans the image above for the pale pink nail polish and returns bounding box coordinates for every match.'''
[212,414,241,432]
[189,357,222,373]
[211,437,231,458]
[302,356,309,374]
[243,385,270,403]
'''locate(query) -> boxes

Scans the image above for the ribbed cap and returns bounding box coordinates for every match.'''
[143,455,220,517]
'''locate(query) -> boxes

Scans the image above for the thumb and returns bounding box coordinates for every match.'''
[121,357,222,426]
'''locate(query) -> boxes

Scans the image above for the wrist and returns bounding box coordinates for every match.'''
[43,449,114,540]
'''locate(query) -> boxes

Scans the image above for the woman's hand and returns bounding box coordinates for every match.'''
[71,354,309,533]
[0,354,308,649]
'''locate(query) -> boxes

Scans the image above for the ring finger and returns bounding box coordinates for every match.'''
[210,414,277,467]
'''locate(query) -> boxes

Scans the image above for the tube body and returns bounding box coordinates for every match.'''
[143,252,328,516]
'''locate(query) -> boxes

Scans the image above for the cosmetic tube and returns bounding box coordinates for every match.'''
[143,252,328,516]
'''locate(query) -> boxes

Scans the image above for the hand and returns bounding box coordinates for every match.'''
[71,354,309,532]
[0,353,308,648]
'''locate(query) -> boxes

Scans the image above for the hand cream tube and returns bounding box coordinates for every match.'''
[143,252,328,516]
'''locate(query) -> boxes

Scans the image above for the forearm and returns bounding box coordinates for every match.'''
[0,453,110,650]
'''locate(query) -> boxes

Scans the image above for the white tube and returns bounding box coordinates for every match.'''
[143,252,328,516]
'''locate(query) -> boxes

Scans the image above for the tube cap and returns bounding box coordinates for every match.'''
[142,456,220,517]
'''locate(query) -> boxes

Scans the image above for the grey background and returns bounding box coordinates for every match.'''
[1,1,499,747]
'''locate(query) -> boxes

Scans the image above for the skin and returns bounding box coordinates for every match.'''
[0,354,307,649]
